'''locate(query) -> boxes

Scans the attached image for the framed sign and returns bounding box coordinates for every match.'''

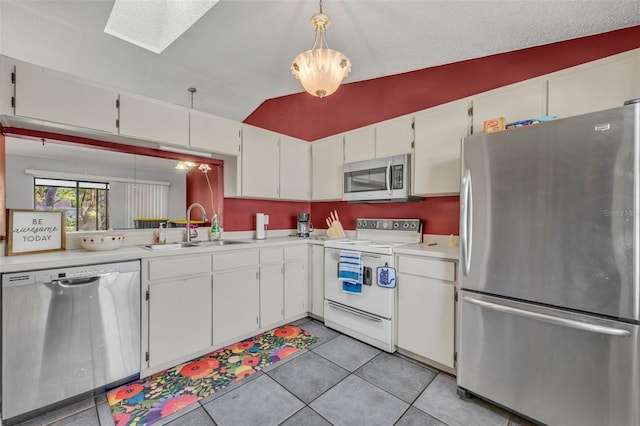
[7,209,66,256]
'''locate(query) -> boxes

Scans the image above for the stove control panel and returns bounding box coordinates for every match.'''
[355,218,422,232]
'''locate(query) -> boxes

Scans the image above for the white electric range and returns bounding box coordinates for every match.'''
[323,218,422,352]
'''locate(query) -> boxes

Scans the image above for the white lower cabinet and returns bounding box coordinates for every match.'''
[212,267,260,345]
[148,276,212,368]
[143,254,213,372]
[309,244,325,319]
[284,246,308,318]
[260,263,284,327]
[212,250,260,346]
[141,243,312,377]
[259,246,309,328]
[259,248,285,328]
[397,254,457,370]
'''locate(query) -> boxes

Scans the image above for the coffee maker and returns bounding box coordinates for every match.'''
[296,213,312,237]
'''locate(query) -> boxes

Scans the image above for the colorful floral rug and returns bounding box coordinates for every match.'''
[107,324,316,426]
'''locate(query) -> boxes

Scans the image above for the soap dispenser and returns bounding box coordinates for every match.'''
[210,214,221,240]
[156,223,166,244]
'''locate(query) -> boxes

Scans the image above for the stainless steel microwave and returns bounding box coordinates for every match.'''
[342,154,420,202]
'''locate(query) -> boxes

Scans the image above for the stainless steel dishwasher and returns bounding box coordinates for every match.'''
[1,260,140,423]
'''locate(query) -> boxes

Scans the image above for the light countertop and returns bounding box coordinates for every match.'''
[0,233,314,274]
[0,231,457,273]
[394,234,460,260]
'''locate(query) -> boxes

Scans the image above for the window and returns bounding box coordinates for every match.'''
[34,178,109,231]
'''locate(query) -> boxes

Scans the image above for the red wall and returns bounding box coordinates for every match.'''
[228,26,640,235]
[186,165,225,226]
[222,197,459,235]
[223,198,312,232]
[313,198,459,236]
[244,26,640,141]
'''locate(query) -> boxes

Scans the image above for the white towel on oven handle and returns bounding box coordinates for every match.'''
[338,250,362,284]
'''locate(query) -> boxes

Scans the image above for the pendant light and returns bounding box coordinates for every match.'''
[291,0,352,98]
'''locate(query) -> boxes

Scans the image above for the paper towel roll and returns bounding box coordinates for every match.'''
[256,213,268,239]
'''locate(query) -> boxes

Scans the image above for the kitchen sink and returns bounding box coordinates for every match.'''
[141,242,200,250]
[141,240,250,250]
[191,240,250,246]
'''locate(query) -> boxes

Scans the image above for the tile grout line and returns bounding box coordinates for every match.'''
[200,403,217,426]
[26,319,472,426]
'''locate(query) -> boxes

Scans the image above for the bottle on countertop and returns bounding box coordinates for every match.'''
[156,223,166,244]
[210,214,221,240]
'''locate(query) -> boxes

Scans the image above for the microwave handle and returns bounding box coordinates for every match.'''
[385,161,392,195]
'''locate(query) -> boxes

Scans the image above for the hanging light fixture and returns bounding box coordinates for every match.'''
[291,0,351,98]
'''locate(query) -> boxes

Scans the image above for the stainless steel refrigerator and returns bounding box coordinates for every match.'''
[458,101,640,426]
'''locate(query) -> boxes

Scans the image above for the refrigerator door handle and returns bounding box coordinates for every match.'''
[461,169,473,276]
[463,296,631,337]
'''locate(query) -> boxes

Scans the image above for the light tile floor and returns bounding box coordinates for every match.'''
[14,318,533,426]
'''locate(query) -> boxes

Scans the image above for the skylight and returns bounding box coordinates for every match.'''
[104,0,218,54]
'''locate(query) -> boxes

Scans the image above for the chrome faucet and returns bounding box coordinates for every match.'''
[186,203,208,242]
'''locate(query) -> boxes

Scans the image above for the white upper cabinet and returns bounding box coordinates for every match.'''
[241,125,280,199]
[14,63,117,133]
[190,111,241,156]
[280,135,311,201]
[311,135,344,201]
[548,53,640,119]
[375,115,414,158]
[472,80,546,133]
[118,93,190,147]
[413,99,469,196]
[343,126,375,163]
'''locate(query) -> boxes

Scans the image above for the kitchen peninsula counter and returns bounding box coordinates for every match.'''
[0,234,315,273]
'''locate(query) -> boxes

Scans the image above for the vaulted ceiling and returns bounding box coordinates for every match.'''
[1,1,639,125]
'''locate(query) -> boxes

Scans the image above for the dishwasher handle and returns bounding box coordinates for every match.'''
[51,275,105,288]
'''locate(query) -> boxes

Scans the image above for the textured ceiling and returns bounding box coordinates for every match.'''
[0,1,639,123]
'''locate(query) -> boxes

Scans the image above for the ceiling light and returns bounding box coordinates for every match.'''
[197,164,212,173]
[291,0,352,98]
[175,161,197,170]
[104,0,218,54]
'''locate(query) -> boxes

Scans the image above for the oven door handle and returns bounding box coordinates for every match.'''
[327,301,383,322]
[330,251,381,259]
